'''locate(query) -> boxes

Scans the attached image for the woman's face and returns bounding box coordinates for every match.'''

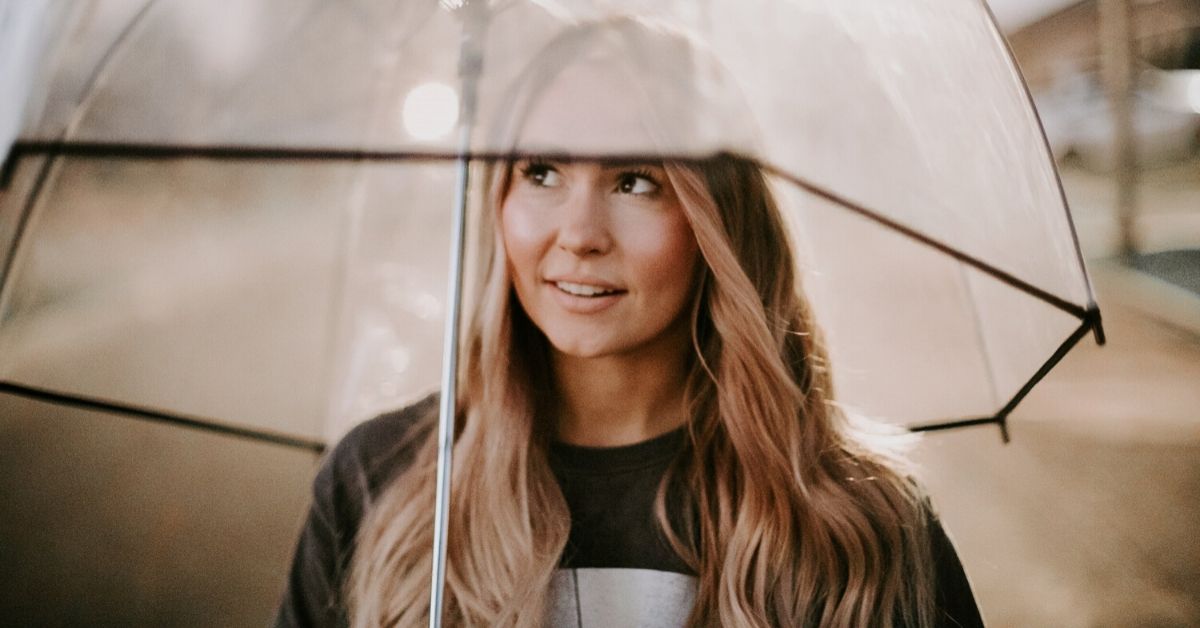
[500,158,699,360]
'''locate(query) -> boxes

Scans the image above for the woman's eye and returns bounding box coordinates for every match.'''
[616,172,660,195]
[520,162,561,188]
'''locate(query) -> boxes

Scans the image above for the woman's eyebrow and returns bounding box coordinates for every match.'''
[514,154,555,164]
[598,158,664,170]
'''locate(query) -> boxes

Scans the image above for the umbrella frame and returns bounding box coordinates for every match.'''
[0,1,1108,625]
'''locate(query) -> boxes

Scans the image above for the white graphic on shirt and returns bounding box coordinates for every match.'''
[545,568,697,628]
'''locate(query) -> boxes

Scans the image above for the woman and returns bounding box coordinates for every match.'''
[277,15,983,628]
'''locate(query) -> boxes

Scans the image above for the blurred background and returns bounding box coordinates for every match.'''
[920,1,1200,627]
[1,0,1198,626]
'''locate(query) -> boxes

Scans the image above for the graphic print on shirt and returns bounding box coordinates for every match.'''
[545,567,697,628]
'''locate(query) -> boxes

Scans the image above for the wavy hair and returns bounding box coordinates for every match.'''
[347,15,936,628]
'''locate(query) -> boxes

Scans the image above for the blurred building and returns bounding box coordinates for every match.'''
[1007,0,1200,336]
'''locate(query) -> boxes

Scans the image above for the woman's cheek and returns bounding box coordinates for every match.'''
[629,218,697,282]
[500,205,548,269]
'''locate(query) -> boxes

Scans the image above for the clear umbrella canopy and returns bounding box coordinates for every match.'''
[1,0,1102,449]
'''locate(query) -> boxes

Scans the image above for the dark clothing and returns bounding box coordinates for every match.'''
[550,422,694,576]
[274,395,984,627]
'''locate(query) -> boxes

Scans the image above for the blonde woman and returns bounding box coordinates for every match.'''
[276,17,983,628]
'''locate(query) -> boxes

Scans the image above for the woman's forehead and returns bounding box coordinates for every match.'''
[510,58,667,157]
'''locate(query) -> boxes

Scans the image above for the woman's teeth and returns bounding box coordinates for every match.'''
[555,281,618,297]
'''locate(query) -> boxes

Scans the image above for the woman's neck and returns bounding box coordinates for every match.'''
[550,334,690,448]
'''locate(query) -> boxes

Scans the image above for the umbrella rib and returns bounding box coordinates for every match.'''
[0,148,20,188]
[956,263,1004,411]
[0,153,58,308]
[909,415,1000,433]
[57,0,163,143]
[7,140,1100,332]
[0,300,1092,454]
[977,0,1104,340]
[759,162,1091,324]
[906,307,1101,441]
[994,309,1100,422]
[4,141,1107,444]
[7,140,483,165]
[6,141,698,168]
[2,0,162,312]
[0,379,326,453]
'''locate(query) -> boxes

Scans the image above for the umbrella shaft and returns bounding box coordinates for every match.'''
[431,2,487,617]
[430,140,470,628]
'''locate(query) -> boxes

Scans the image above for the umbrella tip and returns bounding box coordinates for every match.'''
[998,416,1011,444]
[0,146,18,189]
[1086,305,1106,346]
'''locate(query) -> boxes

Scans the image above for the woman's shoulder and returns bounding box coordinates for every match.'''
[273,395,439,628]
[837,459,984,625]
[315,393,439,513]
[916,492,986,627]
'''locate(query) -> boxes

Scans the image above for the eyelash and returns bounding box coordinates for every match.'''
[519,160,553,182]
[626,169,659,186]
[517,161,661,195]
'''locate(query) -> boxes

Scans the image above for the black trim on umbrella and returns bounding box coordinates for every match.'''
[763,164,1099,327]
[0,152,56,298]
[1,141,1109,442]
[0,308,1103,449]
[0,380,326,453]
[909,305,1103,442]
[0,149,19,189]
[1,0,161,302]
[10,140,490,165]
[0,313,1106,450]
[910,415,1001,434]
[997,306,1101,419]
[7,139,1109,335]
[976,0,1103,347]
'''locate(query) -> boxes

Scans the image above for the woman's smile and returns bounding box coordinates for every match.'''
[551,279,623,297]
[546,278,627,314]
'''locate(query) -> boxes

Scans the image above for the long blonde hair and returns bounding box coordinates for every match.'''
[345,153,935,627]
[347,15,935,628]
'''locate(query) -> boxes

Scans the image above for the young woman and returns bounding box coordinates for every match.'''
[276,16,983,628]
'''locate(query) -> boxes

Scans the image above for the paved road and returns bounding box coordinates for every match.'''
[916,291,1200,627]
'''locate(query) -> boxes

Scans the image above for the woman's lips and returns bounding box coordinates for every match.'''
[545,280,626,314]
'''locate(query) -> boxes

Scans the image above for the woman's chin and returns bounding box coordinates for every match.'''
[549,339,610,360]
[545,332,625,360]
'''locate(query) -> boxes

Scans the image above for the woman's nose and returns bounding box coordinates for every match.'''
[556,186,612,256]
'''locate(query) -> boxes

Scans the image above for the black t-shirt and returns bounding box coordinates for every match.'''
[274,396,984,627]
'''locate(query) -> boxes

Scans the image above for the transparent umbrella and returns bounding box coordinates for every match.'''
[1,0,1103,624]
